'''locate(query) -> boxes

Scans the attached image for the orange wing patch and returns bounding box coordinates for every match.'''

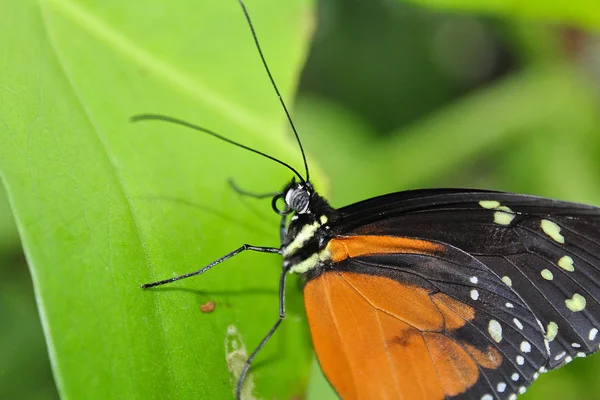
[304,271,501,400]
[327,236,442,263]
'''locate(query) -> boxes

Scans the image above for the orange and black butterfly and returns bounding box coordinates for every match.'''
[137,1,600,399]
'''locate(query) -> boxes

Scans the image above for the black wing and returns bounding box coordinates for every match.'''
[333,189,600,371]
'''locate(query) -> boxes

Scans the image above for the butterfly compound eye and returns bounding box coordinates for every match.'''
[285,187,310,214]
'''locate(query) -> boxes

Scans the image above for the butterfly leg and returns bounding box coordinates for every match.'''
[140,245,281,289]
[236,265,290,399]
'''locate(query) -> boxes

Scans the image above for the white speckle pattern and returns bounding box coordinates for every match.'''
[516,355,525,365]
[534,372,540,379]
[541,219,565,243]
[565,293,586,312]
[497,382,506,393]
[509,395,517,400]
[541,269,553,280]
[521,341,531,353]
[577,352,586,358]
[558,255,575,272]
[554,351,566,361]
[519,386,527,394]
[488,319,503,343]
[590,328,598,341]
[572,343,581,348]
[539,366,547,373]
[470,289,480,301]
[470,276,478,284]
[513,318,524,330]
[502,276,512,287]
[505,302,514,308]
[481,395,493,400]
[511,373,520,381]
[565,356,573,364]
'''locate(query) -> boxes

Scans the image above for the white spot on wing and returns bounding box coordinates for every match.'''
[488,319,503,343]
[481,395,493,400]
[513,318,523,330]
[590,328,598,341]
[470,276,478,284]
[521,341,531,353]
[554,351,566,361]
[497,382,506,392]
[511,373,519,381]
[516,355,525,365]
[505,302,514,308]
[470,289,479,301]
[502,276,512,287]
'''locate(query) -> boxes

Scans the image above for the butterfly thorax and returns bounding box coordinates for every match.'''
[278,182,338,275]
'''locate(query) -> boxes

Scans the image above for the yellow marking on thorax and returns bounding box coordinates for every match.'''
[282,215,328,257]
[289,248,331,274]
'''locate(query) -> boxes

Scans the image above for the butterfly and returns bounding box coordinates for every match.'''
[137,1,600,399]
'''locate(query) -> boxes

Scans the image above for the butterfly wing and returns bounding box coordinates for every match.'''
[305,189,600,399]
[305,240,547,400]
[335,189,600,367]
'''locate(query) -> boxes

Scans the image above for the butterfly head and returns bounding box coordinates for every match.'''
[273,179,315,215]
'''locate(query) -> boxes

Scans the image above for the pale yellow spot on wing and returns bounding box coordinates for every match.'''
[479,200,501,209]
[541,269,553,280]
[541,220,565,244]
[558,255,575,272]
[494,211,515,225]
[566,293,586,312]
[546,321,558,342]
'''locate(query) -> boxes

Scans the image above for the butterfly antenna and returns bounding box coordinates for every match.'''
[237,0,310,182]
[130,114,305,181]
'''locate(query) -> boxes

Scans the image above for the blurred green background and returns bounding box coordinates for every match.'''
[2,0,600,399]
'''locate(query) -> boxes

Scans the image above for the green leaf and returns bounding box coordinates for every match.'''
[398,0,600,30]
[0,0,314,398]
